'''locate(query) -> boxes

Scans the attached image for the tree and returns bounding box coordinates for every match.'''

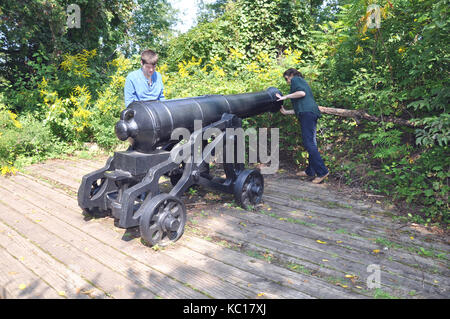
[124,0,178,57]
[197,0,228,23]
[0,0,135,83]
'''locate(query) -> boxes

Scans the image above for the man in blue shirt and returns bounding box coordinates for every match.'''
[124,49,165,107]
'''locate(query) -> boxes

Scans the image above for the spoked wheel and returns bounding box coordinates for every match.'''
[139,194,187,247]
[233,169,264,210]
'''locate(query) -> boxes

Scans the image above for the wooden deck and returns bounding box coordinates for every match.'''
[0,156,448,299]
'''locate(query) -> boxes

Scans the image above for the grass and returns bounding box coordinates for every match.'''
[376,237,448,260]
[373,288,400,299]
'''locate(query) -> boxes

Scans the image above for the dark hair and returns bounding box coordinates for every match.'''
[283,68,303,78]
[141,49,158,65]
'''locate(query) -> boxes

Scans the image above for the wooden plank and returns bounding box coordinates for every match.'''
[217,205,450,279]
[0,189,158,299]
[2,175,254,299]
[74,157,110,170]
[2,156,448,300]
[162,241,313,299]
[0,178,206,299]
[31,164,82,183]
[0,220,102,299]
[263,188,450,254]
[0,248,61,299]
[263,192,404,230]
[265,180,384,212]
[256,200,392,240]
[214,206,450,285]
[181,235,363,299]
[8,172,448,300]
[188,207,449,298]
[23,165,80,190]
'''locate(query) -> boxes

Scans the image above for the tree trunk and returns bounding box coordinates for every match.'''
[318,106,420,128]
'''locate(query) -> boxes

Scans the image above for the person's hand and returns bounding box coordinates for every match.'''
[276,93,287,101]
[280,105,289,115]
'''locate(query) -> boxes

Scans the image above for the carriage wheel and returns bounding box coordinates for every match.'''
[233,169,264,210]
[139,194,187,247]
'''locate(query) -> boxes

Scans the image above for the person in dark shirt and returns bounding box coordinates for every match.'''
[276,68,329,184]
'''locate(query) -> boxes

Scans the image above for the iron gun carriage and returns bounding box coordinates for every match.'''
[77,87,282,246]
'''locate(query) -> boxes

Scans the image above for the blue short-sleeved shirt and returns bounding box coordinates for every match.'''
[124,69,165,107]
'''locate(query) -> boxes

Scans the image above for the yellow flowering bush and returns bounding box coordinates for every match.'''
[0,106,54,175]
[60,49,97,78]
[71,85,92,133]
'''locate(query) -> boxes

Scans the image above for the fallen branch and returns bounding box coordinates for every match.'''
[318,106,420,128]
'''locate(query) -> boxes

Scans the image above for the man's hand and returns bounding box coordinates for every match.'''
[276,93,287,101]
[280,105,294,115]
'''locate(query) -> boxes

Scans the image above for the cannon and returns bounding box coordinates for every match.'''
[78,87,282,246]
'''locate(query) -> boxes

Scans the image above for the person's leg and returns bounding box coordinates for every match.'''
[299,112,328,178]
[298,117,315,176]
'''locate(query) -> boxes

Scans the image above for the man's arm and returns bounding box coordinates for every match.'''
[276,92,305,115]
[276,91,306,100]
[124,76,136,107]
[280,105,295,115]
[159,83,165,101]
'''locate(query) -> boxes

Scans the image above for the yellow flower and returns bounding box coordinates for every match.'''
[8,111,22,128]
[230,47,244,60]
[60,49,97,78]
[356,45,363,54]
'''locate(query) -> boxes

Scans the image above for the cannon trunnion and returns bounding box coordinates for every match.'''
[78,88,281,247]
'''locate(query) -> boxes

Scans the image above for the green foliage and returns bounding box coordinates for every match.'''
[126,0,178,56]
[0,0,448,226]
[0,110,56,169]
[414,113,450,147]
[165,0,313,71]
[0,0,135,83]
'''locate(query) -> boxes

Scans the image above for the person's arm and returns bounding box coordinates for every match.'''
[159,89,165,101]
[159,77,166,101]
[124,76,136,107]
[156,72,165,101]
[280,105,295,115]
[276,91,306,100]
[276,92,304,115]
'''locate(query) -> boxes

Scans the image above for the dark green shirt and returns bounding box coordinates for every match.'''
[290,76,321,118]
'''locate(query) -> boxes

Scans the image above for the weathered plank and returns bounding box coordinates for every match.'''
[2,174,256,299]
[186,206,448,298]
[0,220,102,299]
[264,184,450,254]
[163,240,313,299]
[0,156,448,300]
[181,235,363,299]
[0,246,60,299]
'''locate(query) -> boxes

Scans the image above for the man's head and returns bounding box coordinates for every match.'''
[283,68,303,84]
[141,50,159,78]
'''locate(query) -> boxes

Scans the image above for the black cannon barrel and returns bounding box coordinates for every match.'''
[115,87,283,153]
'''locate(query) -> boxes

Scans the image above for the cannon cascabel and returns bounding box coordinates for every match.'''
[114,87,283,153]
